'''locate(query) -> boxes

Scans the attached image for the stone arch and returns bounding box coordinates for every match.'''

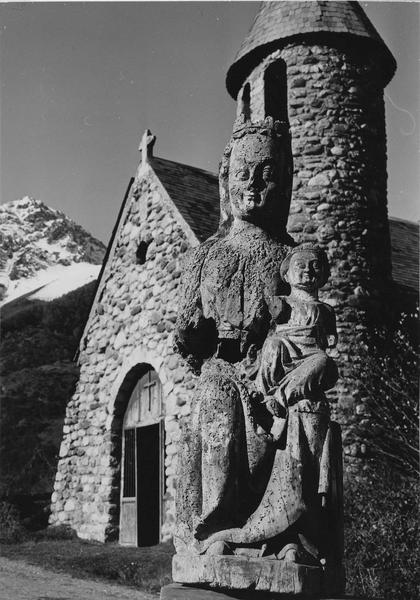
[108,346,169,417]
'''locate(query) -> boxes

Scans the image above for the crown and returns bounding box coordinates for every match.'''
[232,116,290,140]
[281,242,329,264]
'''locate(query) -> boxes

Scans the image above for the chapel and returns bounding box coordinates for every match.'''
[49,1,418,545]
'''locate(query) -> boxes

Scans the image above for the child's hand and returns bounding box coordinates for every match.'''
[262,394,287,418]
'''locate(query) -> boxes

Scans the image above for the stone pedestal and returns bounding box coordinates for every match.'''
[172,554,344,597]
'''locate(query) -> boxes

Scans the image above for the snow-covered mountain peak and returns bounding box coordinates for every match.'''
[0,197,106,303]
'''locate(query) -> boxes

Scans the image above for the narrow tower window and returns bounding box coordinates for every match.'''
[136,240,150,265]
[241,83,251,121]
[264,60,288,123]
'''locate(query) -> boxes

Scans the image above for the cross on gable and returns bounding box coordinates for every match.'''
[139,129,156,164]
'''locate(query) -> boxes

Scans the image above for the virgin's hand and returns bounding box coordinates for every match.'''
[327,334,337,348]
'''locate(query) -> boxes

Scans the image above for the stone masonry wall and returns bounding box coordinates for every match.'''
[240,40,392,466]
[49,166,197,541]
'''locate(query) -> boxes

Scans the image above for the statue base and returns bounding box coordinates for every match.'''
[172,554,345,597]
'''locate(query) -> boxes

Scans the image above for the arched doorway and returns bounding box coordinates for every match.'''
[119,368,164,546]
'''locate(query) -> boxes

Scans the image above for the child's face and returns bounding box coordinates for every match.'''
[286,251,324,291]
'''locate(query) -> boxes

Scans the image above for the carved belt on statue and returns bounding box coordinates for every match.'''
[296,398,330,415]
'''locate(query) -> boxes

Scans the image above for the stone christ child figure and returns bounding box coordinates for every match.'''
[257,244,339,447]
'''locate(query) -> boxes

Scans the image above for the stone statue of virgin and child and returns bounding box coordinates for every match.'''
[172,117,344,595]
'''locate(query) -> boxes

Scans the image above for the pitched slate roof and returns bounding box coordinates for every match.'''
[152,158,418,294]
[389,218,419,293]
[151,157,220,243]
[226,1,396,98]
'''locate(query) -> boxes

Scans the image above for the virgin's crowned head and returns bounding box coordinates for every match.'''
[218,118,293,237]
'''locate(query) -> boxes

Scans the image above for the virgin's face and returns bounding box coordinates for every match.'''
[286,251,324,291]
[228,134,282,223]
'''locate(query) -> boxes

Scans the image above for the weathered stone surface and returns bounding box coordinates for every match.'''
[174,121,344,596]
[172,555,323,595]
[175,119,293,373]
[308,173,330,187]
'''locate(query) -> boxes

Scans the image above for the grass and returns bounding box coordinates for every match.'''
[0,536,174,596]
[344,464,419,600]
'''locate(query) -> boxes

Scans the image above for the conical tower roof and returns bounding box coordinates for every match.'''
[226,1,396,98]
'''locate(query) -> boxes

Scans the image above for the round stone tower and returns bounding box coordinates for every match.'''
[226,1,396,461]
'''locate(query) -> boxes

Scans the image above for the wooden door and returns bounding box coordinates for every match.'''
[119,369,164,546]
[120,428,137,545]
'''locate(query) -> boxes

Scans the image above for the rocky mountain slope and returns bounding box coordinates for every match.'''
[0,197,106,527]
[0,196,105,303]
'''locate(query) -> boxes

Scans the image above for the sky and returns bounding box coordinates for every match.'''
[1,1,419,245]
